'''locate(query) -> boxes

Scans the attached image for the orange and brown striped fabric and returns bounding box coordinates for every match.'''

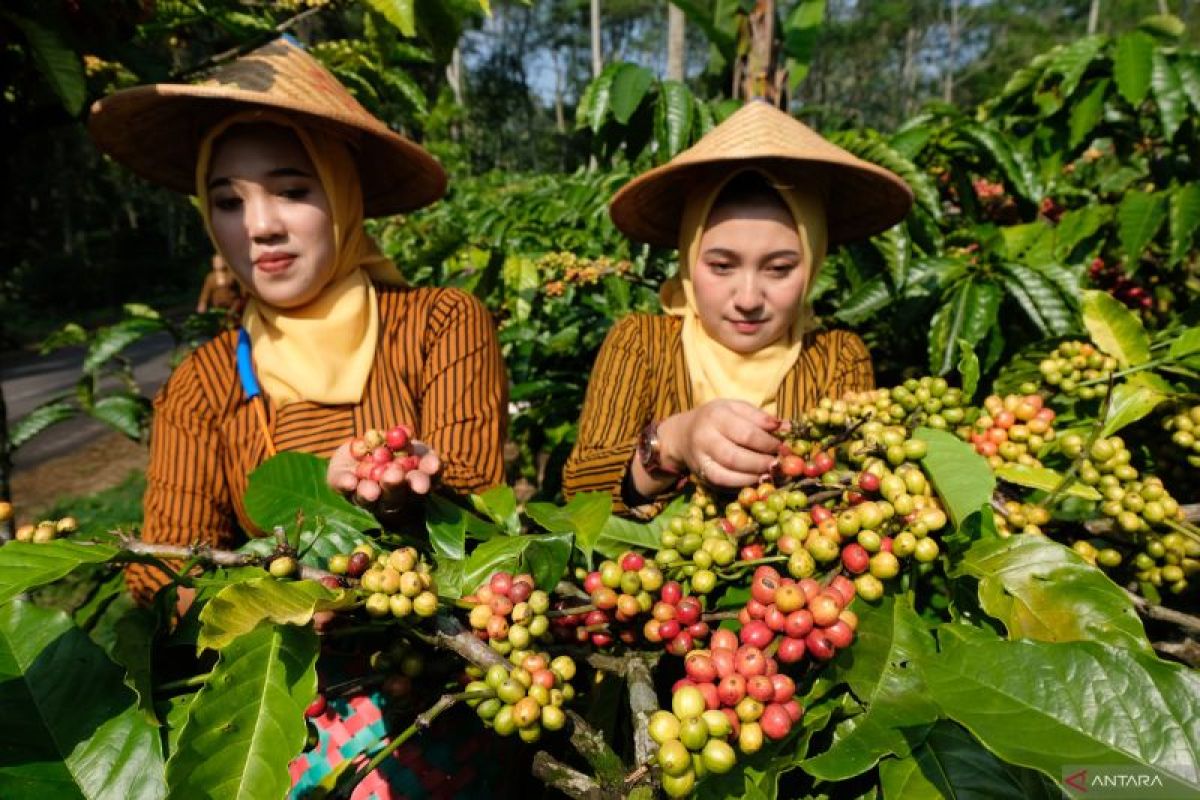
[128,285,507,603]
[562,314,874,516]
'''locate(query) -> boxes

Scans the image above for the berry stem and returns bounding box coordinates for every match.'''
[1038,376,1116,510]
[547,603,597,618]
[1076,350,1200,386]
[154,671,212,694]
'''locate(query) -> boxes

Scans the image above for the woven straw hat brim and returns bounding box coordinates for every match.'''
[88,41,445,217]
[609,103,913,248]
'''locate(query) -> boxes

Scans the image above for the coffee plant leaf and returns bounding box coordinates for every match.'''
[1101,380,1165,436]
[1168,326,1200,369]
[877,721,1061,800]
[915,427,995,530]
[1081,289,1152,367]
[1114,30,1155,106]
[237,524,374,567]
[243,453,379,539]
[83,317,166,373]
[10,398,77,449]
[89,394,150,440]
[112,606,160,721]
[1169,183,1200,266]
[1000,263,1075,338]
[362,0,416,36]
[1177,52,1200,112]
[1151,48,1188,140]
[955,123,1041,201]
[609,63,654,125]
[459,530,574,594]
[0,600,166,799]
[166,624,318,800]
[1068,78,1108,149]
[919,634,1200,794]
[801,594,939,781]
[955,338,980,400]
[0,540,121,604]
[594,494,687,558]
[525,492,611,567]
[197,576,351,653]
[654,80,694,160]
[3,13,84,115]
[953,535,1151,653]
[1053,205,1111,262]
[993,463,1101,500]
[928,279,1001,376]
[1115,190,1168,266]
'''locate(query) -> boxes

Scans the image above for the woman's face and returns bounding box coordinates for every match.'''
[207,125,335,309]
[691,197,807,353]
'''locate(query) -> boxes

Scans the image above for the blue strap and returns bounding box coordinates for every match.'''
[236,328,262,400]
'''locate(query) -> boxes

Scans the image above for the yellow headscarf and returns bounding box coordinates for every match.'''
[195,110,406,408]
[659,168,828,414]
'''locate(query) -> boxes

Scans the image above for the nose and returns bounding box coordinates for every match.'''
[245,193,285,241]
[732,272,764,315]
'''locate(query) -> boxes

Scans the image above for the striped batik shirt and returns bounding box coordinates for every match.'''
[562,314,874,516]
[128,285,507,602]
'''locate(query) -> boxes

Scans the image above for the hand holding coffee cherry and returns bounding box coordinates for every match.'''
[658,400,783,488]
[327,425,441,507]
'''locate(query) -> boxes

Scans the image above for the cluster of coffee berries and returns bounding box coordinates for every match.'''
[1070,538,1125,571]
[656,497,741,572]
[772,442,836,481]
[1062,435,1184,535]
[994,500,1052,537]
[368,638,428,700]
[967,393,1056,467]
[738,568,858,663]
[348,425,439,494]
[1088,257,1153,310]
[465,651,576,743]
[642,579,709,654]
[1130,532,1199,594]
[1163,405,1200,470]
[464,572,551,653]
[13,516,77,543]
[1037,342,1117,400]
[327,544,439,619]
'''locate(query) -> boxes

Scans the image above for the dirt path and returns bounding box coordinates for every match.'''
[10,430,148,520]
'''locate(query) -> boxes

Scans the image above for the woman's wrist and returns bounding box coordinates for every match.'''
[655,413,689,475]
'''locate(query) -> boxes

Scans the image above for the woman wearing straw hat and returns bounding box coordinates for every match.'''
[562,101,912,516]
[89,37,508,797]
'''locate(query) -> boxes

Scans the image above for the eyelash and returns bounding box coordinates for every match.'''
[211,186,310,211]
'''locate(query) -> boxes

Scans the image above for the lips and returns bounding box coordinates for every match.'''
[729,319,766,334]
[254,252,296,274]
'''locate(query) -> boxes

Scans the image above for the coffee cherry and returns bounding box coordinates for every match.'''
[269,556,298,579]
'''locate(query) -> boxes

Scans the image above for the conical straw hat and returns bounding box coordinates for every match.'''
[610,101,912,247]
[88,37,445,217]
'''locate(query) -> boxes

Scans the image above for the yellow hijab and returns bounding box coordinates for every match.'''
[659,168,828,414]
[196,110,405,408]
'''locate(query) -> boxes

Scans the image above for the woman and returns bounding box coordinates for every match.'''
[563,101,912,516]
[89,38,508,798]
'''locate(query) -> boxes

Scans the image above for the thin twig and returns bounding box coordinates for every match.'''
[530,751,604,799]
[116,538,334,582]
[1085,504,1200,535]
[1125,589,1200,636]
[1152,639,1200,667]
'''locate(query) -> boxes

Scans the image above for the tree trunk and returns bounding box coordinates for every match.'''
[552,51,566,134]
[740,0,778,104]
[1088,0,1101,35]
[902,25,918,116]
[0,381,12,542]
[943,0,958,104]
[591,0,603,78]
[666,3,686,81]
[446,46,465,107]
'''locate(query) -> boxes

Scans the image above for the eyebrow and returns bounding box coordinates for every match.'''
[208,167,314,190]
[702,247,802,260]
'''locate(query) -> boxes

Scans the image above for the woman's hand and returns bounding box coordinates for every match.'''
[327,438,442,509]
[659,400,782,488]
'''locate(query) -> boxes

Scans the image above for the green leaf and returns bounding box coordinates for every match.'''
[0,540,121,604]
[586,63,622,133]
[4,14,85,114]
[362,0,416,36]
[460,531,573,594]
[1068,78,1108,149]
[1116,189,1167,263]
[469,485,521,535]
[1081,289,1151,367]
[1001,263,1075,338]
[955,338,980,400]
[243,453,378,540]
[953,535,1150,653]
[928,280,1001,377]
[834,275,893,326]
[10,399,77,449]
[84,318,166,373]
[782,0,825,91]
[426,494,468,561]
[993,464,1100,500]
[878,721,1061,800]
[801,594,938,780]
[1053,205,1111,261]
[1151,48,1188,140]
[112,606,159,720]
[919,634,1200,794]
[1176,52,1200,113]
[1042,36,1105,107]
[89,394,149,440]
[1168,183,1200,265]
[1101,381,1165,436]
[957,124,1041,201]
[237,524,373,568]
[1168,327,1200,369]
[197,576,351,652]
[0,601,166,799]
[525,492,611,567]
[593,495,687,558]
[1114,30,1154,106]
[916,427,995,530]
[1140,13,1187,39]
[608,63,654,125]
[654,80,694,160]
[166,624,318,800]
[876,225,910,288]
